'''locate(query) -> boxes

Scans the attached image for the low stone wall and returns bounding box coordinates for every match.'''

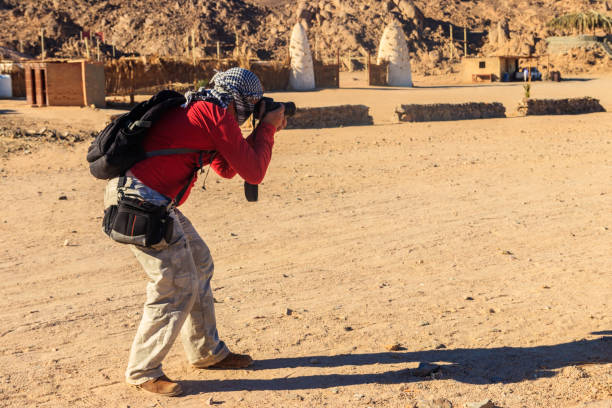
[286,105,373,129]
[518,97,605,116]
[395,102,506,122]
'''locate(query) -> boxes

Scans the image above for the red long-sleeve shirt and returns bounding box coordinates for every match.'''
[130,101,275,205]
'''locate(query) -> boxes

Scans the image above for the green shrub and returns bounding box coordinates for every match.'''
[523,83,531,99]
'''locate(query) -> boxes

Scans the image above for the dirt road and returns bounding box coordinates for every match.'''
[0,77,610,407]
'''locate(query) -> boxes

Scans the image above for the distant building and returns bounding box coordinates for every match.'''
[24,60,105,107]
[0,61,25,98]
[461,55,539,83]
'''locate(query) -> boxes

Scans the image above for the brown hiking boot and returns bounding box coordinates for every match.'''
[206,352,253,369]
[134,375,183,397]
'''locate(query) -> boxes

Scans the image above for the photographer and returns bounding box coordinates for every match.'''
[103,68,285,396]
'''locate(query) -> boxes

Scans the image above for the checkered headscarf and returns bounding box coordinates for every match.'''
[184,67,263,125]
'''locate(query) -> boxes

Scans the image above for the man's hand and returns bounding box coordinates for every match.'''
[261,104,287,131]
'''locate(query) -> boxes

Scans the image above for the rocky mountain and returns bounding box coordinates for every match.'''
[0,0,609,74]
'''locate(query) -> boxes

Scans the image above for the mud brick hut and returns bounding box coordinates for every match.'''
[461,55,539,82]
[24,60,105,107]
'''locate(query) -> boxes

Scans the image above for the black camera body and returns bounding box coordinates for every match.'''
[256,97,297,118]
[244,97,296,202]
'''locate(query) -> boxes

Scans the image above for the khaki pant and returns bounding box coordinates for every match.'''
[105,177,229,385]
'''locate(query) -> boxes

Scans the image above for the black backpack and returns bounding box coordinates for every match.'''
[87,90,210,179]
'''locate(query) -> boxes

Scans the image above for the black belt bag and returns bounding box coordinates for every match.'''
[102,150,216,248]
[103,195,173,247]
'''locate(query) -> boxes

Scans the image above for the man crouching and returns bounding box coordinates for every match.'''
[103,68,286,396]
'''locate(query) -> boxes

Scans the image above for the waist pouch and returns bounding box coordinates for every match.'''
[102,152,211,247]
[103,196,173,247]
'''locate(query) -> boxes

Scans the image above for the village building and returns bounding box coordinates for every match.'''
[0,60,25,98]
[24,59,105,107]
[461,55,540,82]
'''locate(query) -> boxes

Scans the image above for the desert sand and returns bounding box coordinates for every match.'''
[0,75,611,407]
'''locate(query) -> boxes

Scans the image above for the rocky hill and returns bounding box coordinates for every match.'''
[0,0,610,74]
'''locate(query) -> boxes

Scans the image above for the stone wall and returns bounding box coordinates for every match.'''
[518,97,605,116]
[395,102,506,122]
[286,105,373,129]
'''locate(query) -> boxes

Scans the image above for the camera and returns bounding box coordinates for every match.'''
[244,97,296,202]
[256,97,296,118]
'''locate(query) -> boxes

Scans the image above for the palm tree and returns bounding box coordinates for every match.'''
[548,11,612,35]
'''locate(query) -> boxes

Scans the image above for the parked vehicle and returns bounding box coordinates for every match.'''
[515,67,542,81]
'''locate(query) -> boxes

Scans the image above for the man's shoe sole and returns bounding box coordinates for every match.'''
[130,381,183,397]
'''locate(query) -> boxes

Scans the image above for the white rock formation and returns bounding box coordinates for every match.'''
[289,22,315,90]
[377,20,413,87]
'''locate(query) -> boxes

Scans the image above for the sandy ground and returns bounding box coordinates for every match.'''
[0,74,611,408]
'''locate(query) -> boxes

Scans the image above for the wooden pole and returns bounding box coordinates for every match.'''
[464,26,467,56]
[367,53,371,85]
[129,61,135,105]
[184,33,189,58]
[96,39,100,61]
[191,29,196,65]
[449,24,454,59]
[336,49,340,88]
[216,41,221,61]
[19,39,23,54]
[40,28,45,60]
[348,51,352,72]
[112,44,116,59]
[191,30,197,87]
[85,37,90,60]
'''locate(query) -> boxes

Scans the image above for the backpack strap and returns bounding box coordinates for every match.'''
[118,148,217,209]
[168,150,217,209]
[128,120,152,130]
[145,148,204,158]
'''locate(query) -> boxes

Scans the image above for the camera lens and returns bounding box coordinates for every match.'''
[283,102,296,117]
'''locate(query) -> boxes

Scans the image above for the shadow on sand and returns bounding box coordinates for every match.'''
[560,78,595,82]
[182,334,612,395]
[0,109,16,115]
[343,84,508,91]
